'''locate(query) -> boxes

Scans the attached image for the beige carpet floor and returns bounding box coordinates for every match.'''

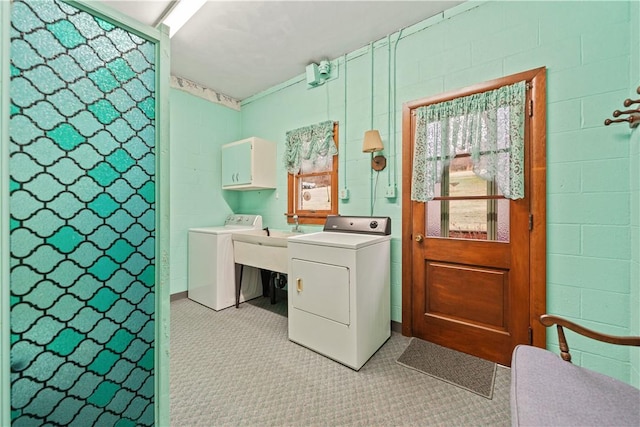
[170,296,511,426]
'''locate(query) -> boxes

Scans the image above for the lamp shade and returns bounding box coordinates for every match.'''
[362,130,384,153]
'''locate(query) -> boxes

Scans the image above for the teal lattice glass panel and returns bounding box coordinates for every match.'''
[9,0,156,425]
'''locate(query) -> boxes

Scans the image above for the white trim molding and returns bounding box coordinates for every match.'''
[171,75,241,111]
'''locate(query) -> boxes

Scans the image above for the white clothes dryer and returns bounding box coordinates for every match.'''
[188,214,263,310]
[287,215,391,370]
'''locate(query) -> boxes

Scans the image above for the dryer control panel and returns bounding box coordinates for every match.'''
[323,215,391,235]
[224,214,263,228]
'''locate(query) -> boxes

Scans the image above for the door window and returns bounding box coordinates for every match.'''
[426,153,510,241]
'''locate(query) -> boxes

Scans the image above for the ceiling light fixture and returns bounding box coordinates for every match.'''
[162,0,207,38]
[306,60,333,87]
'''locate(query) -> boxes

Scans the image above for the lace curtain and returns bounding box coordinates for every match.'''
[284,120,337,174]
[411,80,526,202]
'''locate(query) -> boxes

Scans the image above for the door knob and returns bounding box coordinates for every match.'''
[415,233,424,242]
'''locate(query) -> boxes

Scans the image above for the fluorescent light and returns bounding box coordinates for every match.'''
[162,0,207,38]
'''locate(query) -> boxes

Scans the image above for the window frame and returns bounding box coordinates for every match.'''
[287,122,339,225]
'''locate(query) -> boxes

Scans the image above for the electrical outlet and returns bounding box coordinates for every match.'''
[339,188,350,200]
[385,186,396,199]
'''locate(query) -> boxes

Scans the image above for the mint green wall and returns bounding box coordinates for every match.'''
[166,0,639,385]
[169,89,241,294]
[630,0,640,389]
[230,0,640,385]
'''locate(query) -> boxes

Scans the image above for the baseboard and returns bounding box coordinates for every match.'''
[172,291,401,334]
[170,290,285,303]
[391,320,402,333]
[170,291,188,302]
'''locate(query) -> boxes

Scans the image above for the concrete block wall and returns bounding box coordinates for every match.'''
[171,0,639,385]
[169,89,241,293]
[630,0,640,389]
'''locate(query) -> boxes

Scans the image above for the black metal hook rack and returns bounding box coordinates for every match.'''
[605,86,640,128]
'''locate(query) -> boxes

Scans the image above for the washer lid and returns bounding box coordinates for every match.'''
[288,231,390,249]
[188,224,258,234]
[188,214,263,234]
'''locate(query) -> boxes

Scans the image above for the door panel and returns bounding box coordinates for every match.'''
[422,238,510,267]
[8,0,158,424]
[426,262,508,330]
[290,259,350,325]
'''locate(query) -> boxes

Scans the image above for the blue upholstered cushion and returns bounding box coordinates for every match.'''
[511,345,640,426]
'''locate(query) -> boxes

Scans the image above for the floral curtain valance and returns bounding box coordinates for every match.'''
[411,80,526,202]
[284,120,337,174]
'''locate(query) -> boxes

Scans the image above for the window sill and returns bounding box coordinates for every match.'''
[285,212,330,226]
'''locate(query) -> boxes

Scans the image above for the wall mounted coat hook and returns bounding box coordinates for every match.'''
[613,109,640,117]
[623,98,640,107]
[604,115,640,128]
[605,86,640,128]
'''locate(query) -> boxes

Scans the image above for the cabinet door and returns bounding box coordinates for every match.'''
[290,258,350,325]
[234,141,252,184]
[222,141,252,186]
[221,145,235,186]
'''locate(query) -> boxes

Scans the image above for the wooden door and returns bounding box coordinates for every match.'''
[402,68,547,366]
[410,169,530,366]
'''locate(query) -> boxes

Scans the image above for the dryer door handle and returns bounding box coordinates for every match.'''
[296,278,303,292]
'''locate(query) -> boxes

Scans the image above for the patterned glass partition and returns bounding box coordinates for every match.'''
[9,0,156,424]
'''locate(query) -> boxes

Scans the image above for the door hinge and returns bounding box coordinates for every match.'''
[528,326,533,345]
[528,99,534,117]
[528,214,533,231]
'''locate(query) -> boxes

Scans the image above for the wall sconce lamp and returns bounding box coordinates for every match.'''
[362,129,386,171]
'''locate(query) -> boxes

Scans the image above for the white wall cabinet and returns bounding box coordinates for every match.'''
[221,137,276,190]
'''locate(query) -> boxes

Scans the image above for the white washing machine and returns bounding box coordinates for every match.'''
[287,215,391,370]
[188,214,263,311]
